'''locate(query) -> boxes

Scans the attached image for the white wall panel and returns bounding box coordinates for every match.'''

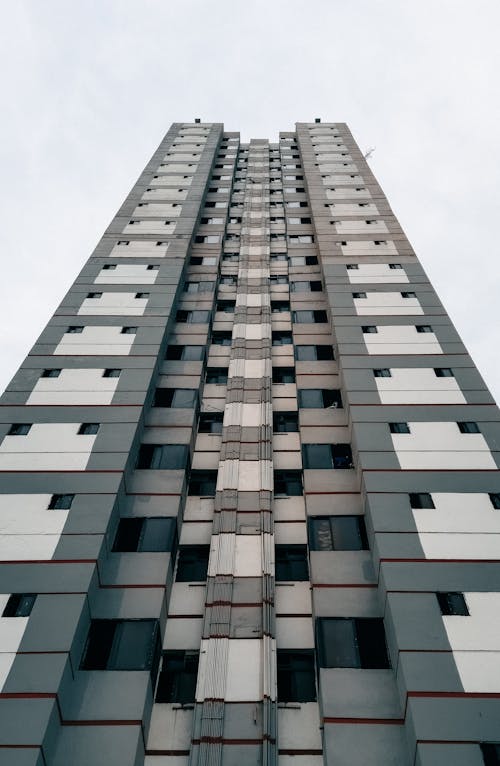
[123,220,176,235]
[391,422,496,470]
[336,220,388,234]
[276,617,314,648]
[339,241,398,256]
[376,368,465,404]
[0,424,97,470]
[28,369,119,405]
[347,264,409,284]
[78,292,148,316]
[54,326,136,355]
[109,241,169,258]
[146,706,193,752]
[364,326,442,355]
[354,292,423,316]
[95,264,159,284]
[132,203,182,217]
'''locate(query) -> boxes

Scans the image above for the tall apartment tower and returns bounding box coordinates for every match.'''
[0,121,499,766]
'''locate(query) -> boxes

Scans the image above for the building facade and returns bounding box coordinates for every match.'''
[0,121,499,766]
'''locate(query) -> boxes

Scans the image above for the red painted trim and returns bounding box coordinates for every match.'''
[61,720,142,726]
[278,749,323,755]
[409,691,500,699]
[146,751,190,756]
[0,692,57,699]
[323,717,404,725]
[312,582,377,588]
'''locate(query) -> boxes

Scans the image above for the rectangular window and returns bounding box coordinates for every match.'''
[198,412,224,434]
[277,651,316,702]
[136,444,189,470]
[188,470,218,496]
[352,291,367,299]
[103,368,121,378]
[316,617,390,669]
[211,332,232,346]
[78,423,100,435]
[409,492,435,509]
[176,310,211,324]
[113,517,177,552]
[458,422,480,434]
[216,300,235,313]
[489,493,500,510]
[309,516,368,551]
[389,422,410,434]
[165,345,205,361]
[273,411,299,433]
[272,332,293,346]
[298,389,342,409]
[480,743,500,765]
[290,281,322,292]
[275,545,309,581]
[416,325,433,333]
[206,368,228,384]
[274,470,303,497]
[41,369,61,378]
[153,389,198,408]
[121,327,137,334]
[272,367,295,384]
[175,545,210,582]
[155,651,199,704]
[67,326,84,333]
[434,368,454,377]
[271,301,290,313]
[302,444,353,469]
[437,592,469,616]
[48,493,74,510]
[80,619,160,672]
[8,424,32,436]
[362,326,377,334]
[295,345,334,361]
[270,275,289,285]
[374,369,391,378]
[292,310,328,324]
[2,594,36,617]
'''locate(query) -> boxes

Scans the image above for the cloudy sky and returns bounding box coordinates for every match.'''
[0,0,499,400]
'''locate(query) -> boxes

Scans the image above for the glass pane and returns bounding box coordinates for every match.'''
[140,518,176,552]
[182,346,204,360]
[356,618,390,668]
[318,618,359,668]
[111,620,158,670]
[172,389,197,408]
[331,517,363,550]
[298,389,323,408]
[158,445,189,470]
[310,518,333,551]
[302,444,332,469]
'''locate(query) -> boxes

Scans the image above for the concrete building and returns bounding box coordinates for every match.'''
[0,121,499,766]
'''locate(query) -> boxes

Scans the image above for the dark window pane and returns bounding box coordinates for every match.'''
[316,346,334,360]
[182,346,205,361]
[113,518,177,552]
[273,368,295,384]
[78,423,100,435]
[434,368,454,377]
[437,592,469,616]
[302,444,332,469]
[389,422,410,434]
[458,421,480,434]
[480,743,500,766]
[176,546,210,581]
[137,445,189,470]
[298,389,323,408]
[8,424,31,436]
[110,620,160,671]
[409,493,435,509]
[374,369,391,378]
[275,545,309,581]
[356,618,390,668]
[199,413,223,433]
[156,651,199,703]
[309,516,368,551]
[317,618,359,667]
[273,411,299,433]
[48,493,74,510]
[274,470,303,497]
[490,493,500,510]
[277,651,316,702]
[188,470,218,496]
[206,368,228,384]
[2,594,36,617]
[172,389,198,408]
[81,619,116,669]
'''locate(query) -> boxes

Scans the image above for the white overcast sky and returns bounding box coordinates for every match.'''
[0,0,499,401]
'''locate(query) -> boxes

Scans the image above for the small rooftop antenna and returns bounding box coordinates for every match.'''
[364,147,376,159]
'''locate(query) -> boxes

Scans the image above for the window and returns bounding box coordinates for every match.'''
[362,326,377,334]
[121,327,137,334]
[8,424,31,436]
[198,412,224,434]
[458,421,480,434]
[146,265,160,271]
[295,345,334,361]
[287,217,311,224]
[41,369,61,378]
[275,545,309,580]
[176,310,211,324]
[290,280,322,292]
[136,444,189,470]
[165,345,205,361]
[289,255,318,266]
[480,743,500,765]
[409,493,435,509]
[434,368,454,377]
[271,301,290,313]
[389,422,410,434]
[220,275,237,286]
[352,292,367,299]
[80,619,160,672]
[211,331,232,346]
[2,594,36,617]
[87,292,102,299]
[401,291,416,298]
[302,444,353,470]
[270,254,288,262]
[437,592,469,616]
[188,470,218,496]
[206,368,228,384]
[309,516,368,551]
[67,326,84,334]
[272,367,295,384]
[201,217,224,225]
[374,369,391,378]
[316,617,390,669]
[489,493,500,510]
[273,411,299,433]
[113,517,177,552]
[194,235,220,244]
[272,331,293,346]
[102,264,116,270]
[155,651,199,704]
[216,300,235,313]
[153,389,198,408]
[270,275,289,285]
[416,325,433,333]
[184,281,215,293]
[388,263,402,270]
[292,310,328,323]
[102,368,121,379]
[277,651,316,702]
[78,423,100,435]
[48,493,74,510]
[175,545,210,581]
[298,389,342,409]
[274,470,303,497]
[346,264,359,270]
